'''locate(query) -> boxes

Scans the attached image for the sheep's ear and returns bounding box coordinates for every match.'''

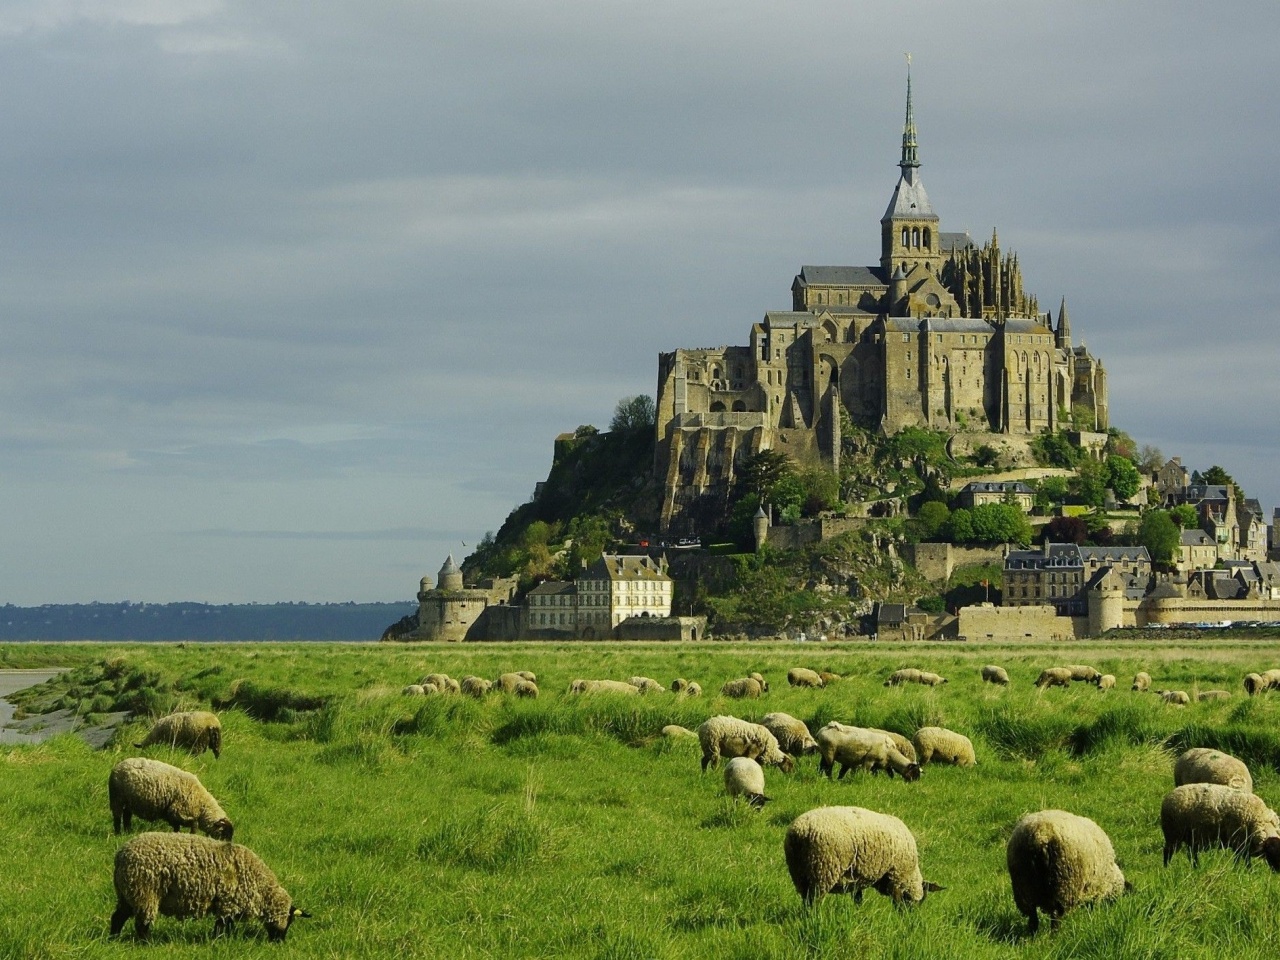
[922,881,945,893]
[292,907,312,918]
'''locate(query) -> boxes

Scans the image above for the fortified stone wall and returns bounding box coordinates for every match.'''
[957,603,1086,642]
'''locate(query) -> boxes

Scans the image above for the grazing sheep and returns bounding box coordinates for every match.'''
[784,805,941,904]
[460,676,493,698]
[494,673,526,693]
[749,672,770,692]
[1160,783,1280,869]
[721,677,765,699]
[402,684,426,696]
[1066,665,1103,685]
[670,678,689,693]
[135,711,223,759]
[1006,809,1127,933]
[818,672,842,685]
[109,758,233,840]
[761,712,819,756]
[723,757,771,808]
[110,832,307,942]
[1174,747,1252,793]
[572,679,639,696]
[696,716,795,773]
[1243,669,1280,696]
[1197,690,1231,701]
[661,724,698,740]
[1097,675,1116,691]
[918,671,948,686]
[885,668,923,686]
[912,727,976,767]
[515,671,536,683]
[866,727,918,763]
[1034,667,1073,690]
[627,676,665,694]
[685,682,703,697]
[1132,672,1151,692]
[419,673,457,693]
[1159,690,1191,706]
[981,665,1011,686]
[787,668,825,688]
[512,679,539,699]
[816,723,920,781]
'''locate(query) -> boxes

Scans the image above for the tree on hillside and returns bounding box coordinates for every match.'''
[610,395,655,434]
[1138,510,1180,566]
[1071,458,1107,508]
[1105,456,1141,501]
[1034,475,1070,513]
[1043,516,1087,545]
[1137,444,1164,473]
[947,503,1031,546]
[1169,504,1199,529]
[915,501,951,540]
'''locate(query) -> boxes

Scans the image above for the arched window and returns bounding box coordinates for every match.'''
[923,227,931,249]
[902,228,909,247]
[912,227,920,247]
[709,401,726,413]
[732,400,746,412]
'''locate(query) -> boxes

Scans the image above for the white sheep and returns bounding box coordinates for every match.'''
[135,711,223,759]
[1173,747,1252,793]
[1132,672,1151,692]
[866,727,918,763]
[419,673,458,693]
[981,665,1010,686]
[109,758,233,840]
[627,676,665,694]
[918,671,948,686]
[1159,690,1190,706]
[723,756,771,808]
[816,723,919,781]
[685,682,703,697]
[1006,809,1127,933]
[696,715,794,773]
[1034,667,1073,689]
[661,724,698,740]
[787,668,824,688]
[761,712,819,756]
[572,679,639,696]
[749,671,770,692]
[720,677,765,699]
[512,679,539,698]
[885,668,922,686]
[110,832,308,941]
[402,684,426,696]
[460,676,493,698]
[1243,669,1280,696]
[494,673,526,693]
[1097,675,1116,691]
[818,671,842,685]
[1066,665,1103,684]
[515,671,536,683]
[670,678,690,693]
[1197,690,1231,701]
[1160,782,1280,869]
[783,805,941,904]
[912,727,976,767]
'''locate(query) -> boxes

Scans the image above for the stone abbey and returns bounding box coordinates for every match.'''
[655,74,1108,532]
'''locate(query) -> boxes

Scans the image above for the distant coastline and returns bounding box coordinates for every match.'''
[0,601,416,643]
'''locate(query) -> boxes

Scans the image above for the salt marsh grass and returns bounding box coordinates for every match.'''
[2,640,1280,957]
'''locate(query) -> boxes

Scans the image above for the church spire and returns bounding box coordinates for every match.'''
[900,54,920,182]
[1056,297,1072,349]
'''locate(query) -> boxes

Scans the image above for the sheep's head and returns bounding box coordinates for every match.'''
[263,891,309,943]
[900,763,922,783]
[1260,835,1280,872]
[208,818,234,841]
[775,754,796,774]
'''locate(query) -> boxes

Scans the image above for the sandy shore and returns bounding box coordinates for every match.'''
[0,668,125,747]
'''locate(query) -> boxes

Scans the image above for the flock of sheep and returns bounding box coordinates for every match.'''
[101,657,1280,942]
[106,710,309,941]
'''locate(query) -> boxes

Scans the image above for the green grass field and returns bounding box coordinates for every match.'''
[3,640,1280,959]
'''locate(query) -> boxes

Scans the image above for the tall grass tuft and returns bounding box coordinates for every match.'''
[1070,701,1169,755]
[976,703,1074,760]
[214,679,327,721]
[415,803,549,872]
[489,696,707,747]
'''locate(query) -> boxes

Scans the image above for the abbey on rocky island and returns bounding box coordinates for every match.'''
[655,71,1108,533]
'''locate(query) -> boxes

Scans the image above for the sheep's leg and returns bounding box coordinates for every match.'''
[1026,907,1039,934]
[1162,841,1175,867]
[109,902,131,937]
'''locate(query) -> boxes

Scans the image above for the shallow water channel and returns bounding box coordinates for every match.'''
[0,668,69,744]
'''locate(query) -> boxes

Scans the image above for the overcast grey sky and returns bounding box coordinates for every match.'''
[2,1,1277,604]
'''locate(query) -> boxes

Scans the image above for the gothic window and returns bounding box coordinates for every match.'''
[912,227,920,247]
[902,228,909,246]
[923,227,931,249]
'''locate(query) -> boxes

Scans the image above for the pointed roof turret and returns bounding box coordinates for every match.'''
[882,57,936,223]
[1056,297,1072,349]
[900,58,920,178]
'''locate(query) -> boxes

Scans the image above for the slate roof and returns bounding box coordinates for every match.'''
[1079,546,1151,564]
[961,481,1033,495]
[582,554,672,583]
[877,603,907,625]
[1180,529,1214,547]
[940,231,973,252]
[796,265,887,286]
[883,173,938,221]
[528,581,576,597]
[884,316,994,334]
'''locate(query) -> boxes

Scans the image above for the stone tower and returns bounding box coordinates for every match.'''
[1087,568,1125,636]
[880,63,942,278]
[753,505,770,552]
[438,554,464,591]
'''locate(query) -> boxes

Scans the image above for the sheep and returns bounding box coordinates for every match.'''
[816,723,920,781]
[761,712,819,756]
[918,671,948,686]
[460,676,492,698]
[1034,667,1073,689]
[1006,809,1127,933]
[661,724,698,740]
[1243,669,1280,696]
[723,757,771,808]
[1174,747,1253,793]
[627,676,665,694]
[1160,783,1280,869]
[866,727,918,763]
[515,671,536,683]
[135,711,223,759]
[110,832,307,942]
[1097,675,1116,691]
[1066,665,1103,685]
[885,668,923,686]
[787,668,825,688]
[696,715,794,773]
[402,684,426,696]
[912,727,976,767]
[818,672,842,685]
[981,665,1011,686]
[571,679,639,696]
[512,679,539,699]
[1159,690,1190,706]
[749,671,770,692]
[721,677,765,699]
[670,678,689,693]
[419,673,457,693]
[494,673,526,693]
[1132,672,1151,692]
[1197,690,1231,701]
[783,805,942,905]
[685,682,703,697]
[109,758,233,841]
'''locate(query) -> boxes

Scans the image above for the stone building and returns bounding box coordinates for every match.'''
[1003,543,1150,617]
[414,555,519,641]
[956,480,1034,512]
[655,71,1108,533]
